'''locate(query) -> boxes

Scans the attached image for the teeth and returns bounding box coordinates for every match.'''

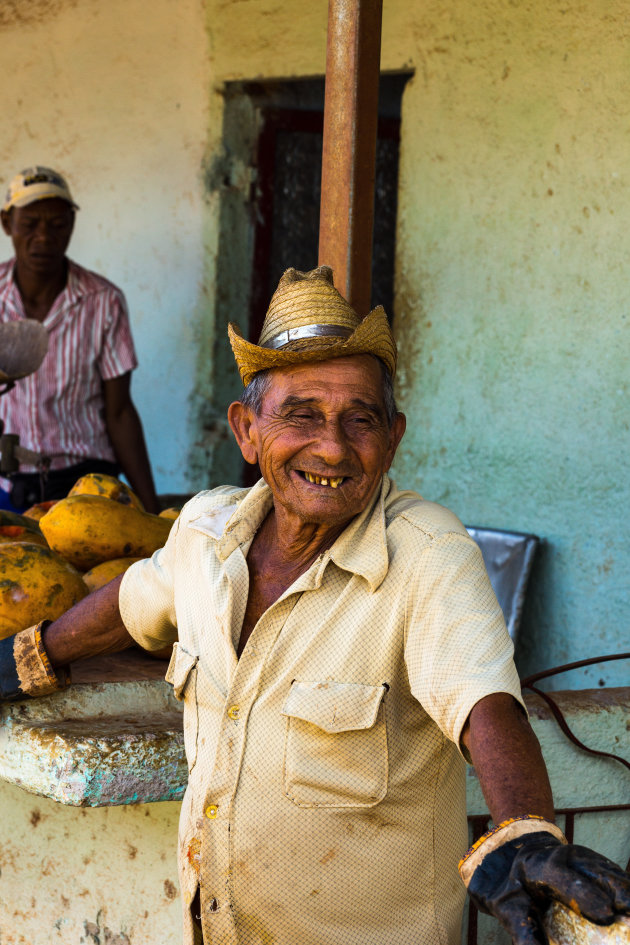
[303,472,344,488]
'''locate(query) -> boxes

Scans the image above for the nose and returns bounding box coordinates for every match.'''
[33,219,55,243]
[310,418,350,467]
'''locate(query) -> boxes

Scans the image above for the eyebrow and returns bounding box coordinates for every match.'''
[279,395,384,416]
[19,212,70,221]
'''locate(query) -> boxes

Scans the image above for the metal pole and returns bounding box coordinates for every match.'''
[318,0,383,314]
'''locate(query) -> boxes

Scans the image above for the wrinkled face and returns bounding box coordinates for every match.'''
[1,198,74,276]
[229,355,406,528]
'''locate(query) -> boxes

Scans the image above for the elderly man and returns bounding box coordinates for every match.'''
[0,165,159,512]
[1,266,628,945]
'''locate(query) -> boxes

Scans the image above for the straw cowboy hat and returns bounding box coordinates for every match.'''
[228,265,397,387]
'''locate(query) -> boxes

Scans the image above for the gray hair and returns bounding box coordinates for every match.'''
[240,356,399,427]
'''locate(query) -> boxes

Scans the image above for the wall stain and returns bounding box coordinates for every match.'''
[164,878,177,900]
[0,0,79,29]
[83,915,131,945]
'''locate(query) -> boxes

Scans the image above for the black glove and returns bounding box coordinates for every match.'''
[467,831,630,945]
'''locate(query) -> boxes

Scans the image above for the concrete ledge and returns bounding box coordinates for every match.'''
[0,651,186,807]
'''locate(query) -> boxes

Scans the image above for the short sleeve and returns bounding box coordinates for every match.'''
[119,517,179,650]
[404,531,524,752]
[96,288,138,381]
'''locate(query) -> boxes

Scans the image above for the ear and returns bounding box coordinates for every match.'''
[0,210,12,237]
[227,401,259,465]
[384,412,406,470]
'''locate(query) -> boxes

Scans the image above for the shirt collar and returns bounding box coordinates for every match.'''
[214,479,275,561]
[209,474,392,591]
[63,260,83,306]
[43,260,81,328]
[326,474,392,592]
[1,258,80,326]
[2,261,24,317]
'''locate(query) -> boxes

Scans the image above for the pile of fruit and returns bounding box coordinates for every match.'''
[0,474,180,640]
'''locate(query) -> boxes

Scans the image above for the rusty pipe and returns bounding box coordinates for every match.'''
[318,0,383,314]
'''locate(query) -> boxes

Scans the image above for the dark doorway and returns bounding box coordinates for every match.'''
[245,74,411,342]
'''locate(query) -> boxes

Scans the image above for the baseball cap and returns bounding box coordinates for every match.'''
[2,166,79,212]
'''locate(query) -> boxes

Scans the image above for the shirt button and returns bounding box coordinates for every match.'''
[208,897,219,912]
[227,705,240,721]
[205,804,218,819]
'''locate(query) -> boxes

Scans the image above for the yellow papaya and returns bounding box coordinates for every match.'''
[158,507,180,521]
[0,541,88,639]
[0,525,48,547]
[0,509,43,534]
[23,500,58,521]
[68,473,144,511]
[40,495,173,571]
[83,556,142,593]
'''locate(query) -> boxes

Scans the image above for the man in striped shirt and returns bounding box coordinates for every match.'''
[0,166,159,513]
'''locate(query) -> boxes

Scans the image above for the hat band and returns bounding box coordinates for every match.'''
[263,323,354,350]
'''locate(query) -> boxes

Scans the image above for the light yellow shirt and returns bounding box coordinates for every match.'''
[119,475,523,945]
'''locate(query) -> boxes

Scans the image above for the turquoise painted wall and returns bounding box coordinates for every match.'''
[390,2,630,689]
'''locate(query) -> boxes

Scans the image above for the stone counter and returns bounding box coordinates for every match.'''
[0,650,185,807]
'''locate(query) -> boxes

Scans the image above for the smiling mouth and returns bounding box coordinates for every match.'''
[298,471,346,489]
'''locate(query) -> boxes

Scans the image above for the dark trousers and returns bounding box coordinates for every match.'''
[7,458,120,510]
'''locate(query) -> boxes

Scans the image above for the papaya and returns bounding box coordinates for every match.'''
[68,473,144,511]
[159,507,180,521]
[0,509,43,535]
[83,556,142,593]
[0,525,48,547]
[40,494,173,571]
[23,500,58,521]
[0,541,88,639]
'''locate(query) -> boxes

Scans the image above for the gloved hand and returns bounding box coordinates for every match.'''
[0,622,69,701]
[465,828,630,945]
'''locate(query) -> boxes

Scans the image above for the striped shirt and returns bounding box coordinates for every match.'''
[0,258,137,478]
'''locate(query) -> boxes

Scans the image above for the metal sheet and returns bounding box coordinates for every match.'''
[466,526,539,643]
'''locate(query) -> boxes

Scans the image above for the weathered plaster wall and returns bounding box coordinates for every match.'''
[0,781,182,944]
[0,0,211,494]
[388,1,630,688]
[206,0,630,688]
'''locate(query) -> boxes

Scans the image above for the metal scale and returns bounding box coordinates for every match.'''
[0,321,50,492]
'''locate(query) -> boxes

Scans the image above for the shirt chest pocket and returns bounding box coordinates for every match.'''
[166,643,199,773]
[281,680,389,809]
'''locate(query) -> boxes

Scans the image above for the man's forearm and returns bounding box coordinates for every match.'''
[0,575,135,702]
[106,403,160,514]
[462,691,555,824]
[43,574,134,667]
